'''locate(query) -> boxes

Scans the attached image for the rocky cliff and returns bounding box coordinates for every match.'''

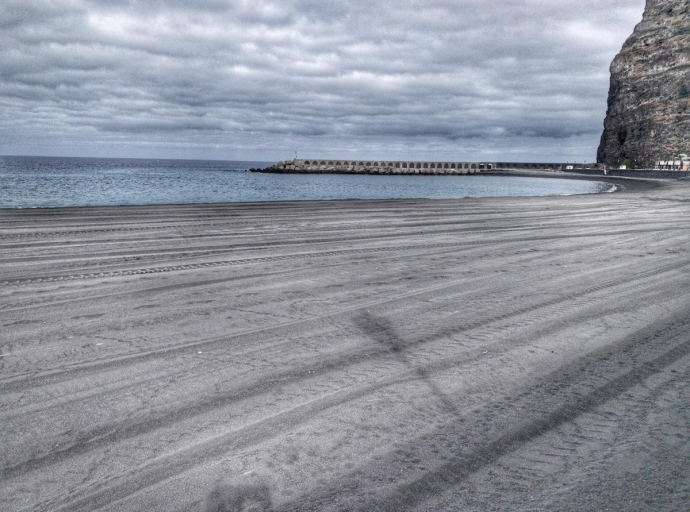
[597,0,689,168]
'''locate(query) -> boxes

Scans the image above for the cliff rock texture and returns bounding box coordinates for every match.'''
[598,0,689,168]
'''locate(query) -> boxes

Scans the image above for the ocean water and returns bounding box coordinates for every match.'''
[0,156,614,208]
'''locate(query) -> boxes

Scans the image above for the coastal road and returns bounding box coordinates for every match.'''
[1,176,689,511]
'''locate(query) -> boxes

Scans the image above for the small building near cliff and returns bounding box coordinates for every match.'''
[655,155,690,170]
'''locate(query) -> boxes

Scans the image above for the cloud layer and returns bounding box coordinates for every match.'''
[0,0,645,161]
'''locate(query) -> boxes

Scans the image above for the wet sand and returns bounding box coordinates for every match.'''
[1,177,689,511]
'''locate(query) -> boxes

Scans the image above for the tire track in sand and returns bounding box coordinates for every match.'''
[280,306,690,511]
[1,226,683,287]
[3,257,688,484]
[24,303,690,512]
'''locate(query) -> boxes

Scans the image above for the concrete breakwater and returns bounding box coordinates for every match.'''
[261,159,485,175]
[257,159,577,175]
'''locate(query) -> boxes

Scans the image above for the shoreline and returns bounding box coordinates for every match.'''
[483,169,667,192]
[0,173,664,212]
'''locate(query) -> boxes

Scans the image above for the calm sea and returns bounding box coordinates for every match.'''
[0,156,614,209]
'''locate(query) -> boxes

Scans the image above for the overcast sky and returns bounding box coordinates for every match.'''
[0,0,646,162]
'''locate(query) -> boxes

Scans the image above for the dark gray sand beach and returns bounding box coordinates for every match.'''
[1,175,689,511]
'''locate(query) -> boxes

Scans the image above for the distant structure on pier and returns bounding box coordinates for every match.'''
[263,159,585,175]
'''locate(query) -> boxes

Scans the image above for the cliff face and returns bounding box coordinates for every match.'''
[597,0,689,168]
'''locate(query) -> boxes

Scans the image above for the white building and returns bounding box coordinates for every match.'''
[655,155,690,170]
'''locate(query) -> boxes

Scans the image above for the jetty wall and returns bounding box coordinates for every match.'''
[261,159,573,175]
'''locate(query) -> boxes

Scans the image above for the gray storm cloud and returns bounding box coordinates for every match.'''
[0,0,645,161]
